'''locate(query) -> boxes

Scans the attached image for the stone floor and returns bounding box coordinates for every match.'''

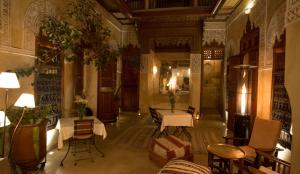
[38,113,226,174]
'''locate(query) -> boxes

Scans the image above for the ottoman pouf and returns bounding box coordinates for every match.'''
[158,160,212,174]
[149,135,193,166]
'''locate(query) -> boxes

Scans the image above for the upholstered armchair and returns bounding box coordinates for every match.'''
[225,118,282,167]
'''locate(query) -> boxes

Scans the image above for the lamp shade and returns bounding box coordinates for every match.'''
[14,93,35,108]
[0,72,20,89]
[0,111,10,127]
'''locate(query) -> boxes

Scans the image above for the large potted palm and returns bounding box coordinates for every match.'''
[6,104,51,171]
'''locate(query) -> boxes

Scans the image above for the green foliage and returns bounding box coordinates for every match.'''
[6,105,52,125]
[40,0,119,70]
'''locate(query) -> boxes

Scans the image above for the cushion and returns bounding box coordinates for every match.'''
[239,145,256,162]
[149,135,193,166]
[158,160,212,174]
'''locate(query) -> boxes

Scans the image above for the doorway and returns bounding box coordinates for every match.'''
[201,41,224,116]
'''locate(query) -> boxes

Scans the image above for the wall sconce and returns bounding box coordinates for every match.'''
[245,0,255,14]
[195,112,200,120]
[153,66,157,75]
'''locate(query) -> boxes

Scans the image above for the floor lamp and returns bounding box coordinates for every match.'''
[0,72,20,158]
[9,93,35,161]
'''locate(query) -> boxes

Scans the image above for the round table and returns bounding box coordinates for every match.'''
[207,143,246,174]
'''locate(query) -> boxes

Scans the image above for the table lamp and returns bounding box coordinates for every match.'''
[0,72,20,157]
[9,93,35,159]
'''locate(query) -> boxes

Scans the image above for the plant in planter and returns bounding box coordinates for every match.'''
[39,0,119,70]
[6,105,51,171]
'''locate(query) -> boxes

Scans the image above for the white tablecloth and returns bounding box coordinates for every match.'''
[56,116,107,149]
[158,110,194,131]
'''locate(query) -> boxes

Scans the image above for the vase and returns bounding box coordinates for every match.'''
[171,103,175,113]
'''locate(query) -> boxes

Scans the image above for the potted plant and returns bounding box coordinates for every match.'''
[6,105,51,171]
[39,0,119,70]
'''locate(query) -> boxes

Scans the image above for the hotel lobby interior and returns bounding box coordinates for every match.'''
[0,0,299,173]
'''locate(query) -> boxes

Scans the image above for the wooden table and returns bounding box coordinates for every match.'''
[56,117,107,165]
[56,116,107,149]
[207,143,246,174]
[158,110,193,140]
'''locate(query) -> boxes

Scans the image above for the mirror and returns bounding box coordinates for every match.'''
[159,60,190,95]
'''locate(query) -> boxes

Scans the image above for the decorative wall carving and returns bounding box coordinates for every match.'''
[286,0,300,25]
[23,0,59,53]
[250,0,266,67]
[153,37,192,48]
[122,31,140,47]
[203,21,225,45]
[190,54,201,74]
[0,0,10,46]
[266,3,286,66]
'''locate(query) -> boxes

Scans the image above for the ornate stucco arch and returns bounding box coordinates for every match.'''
[266,3,286,66]
[23,0,59,54]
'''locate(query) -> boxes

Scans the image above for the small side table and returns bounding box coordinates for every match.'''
[207,143,245,174]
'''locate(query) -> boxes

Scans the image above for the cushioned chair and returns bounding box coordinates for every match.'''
[225,118,282,168]
[238,150,291,174]
[158,160,212,174]
[149,135,193,166]
[187,106,195,116]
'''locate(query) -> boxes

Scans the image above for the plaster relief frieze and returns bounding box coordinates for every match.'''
[190,54,201,74]
[153,37,193,48]
[266,3,286,66]
[249,0,266,67]
[23,0,59,53]
[122,31,140,47]
[202,29,225,45]
[286,0,300,25]
[0,0,10,46]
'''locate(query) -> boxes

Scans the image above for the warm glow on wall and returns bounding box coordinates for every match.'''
[245,0,255,14]
[153,66,157,74]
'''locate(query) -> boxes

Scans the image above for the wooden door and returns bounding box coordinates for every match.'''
[121,44,140,112]
[97,62,118,123]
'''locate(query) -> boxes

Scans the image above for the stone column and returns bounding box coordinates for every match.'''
[190,53,201,113]
[63,61,75,118]
[139,53,154,113]
[285,19,300,174]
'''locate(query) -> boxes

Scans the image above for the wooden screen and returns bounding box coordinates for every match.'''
[121,44,140,112]
[271,31,292,149]
[201,40,224,114]
[35,33,62,130]
[227,18,259,130]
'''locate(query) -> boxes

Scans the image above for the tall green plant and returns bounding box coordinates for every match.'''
[40,0,119,70]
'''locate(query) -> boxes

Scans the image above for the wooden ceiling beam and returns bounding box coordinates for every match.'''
[132,7,212,17]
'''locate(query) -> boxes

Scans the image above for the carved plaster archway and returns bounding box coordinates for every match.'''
[0,0,10,46]
[266,3,286,66]
[23,0,59,54]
